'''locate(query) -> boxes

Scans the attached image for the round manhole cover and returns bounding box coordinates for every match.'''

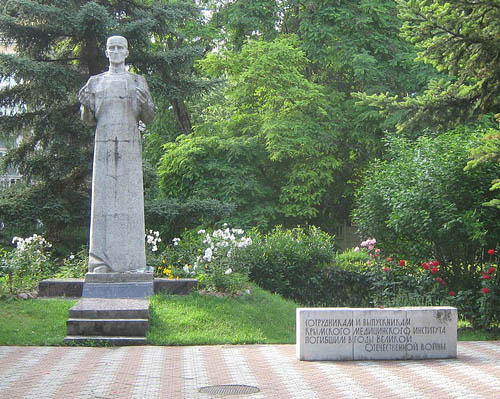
[199,384,260,396]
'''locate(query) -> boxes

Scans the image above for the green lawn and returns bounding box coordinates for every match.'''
[0,298,77,345]
[0,287,498,345]
[148,286,298,345]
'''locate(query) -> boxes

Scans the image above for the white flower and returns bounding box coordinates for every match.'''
[354,247,360,252]
[172,237,181,246]
[203,247,213,262]
[197,229,206,235]
[225,268,232,275]
[69,254,75,260]
[183,265,190,273]
[152,245,158,252]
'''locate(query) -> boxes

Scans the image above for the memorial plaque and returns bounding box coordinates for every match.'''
[296,307,457,361]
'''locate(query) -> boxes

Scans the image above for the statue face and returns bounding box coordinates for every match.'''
[105,38,129,65]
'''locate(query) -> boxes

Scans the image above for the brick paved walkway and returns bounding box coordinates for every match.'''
[1,342,499,398]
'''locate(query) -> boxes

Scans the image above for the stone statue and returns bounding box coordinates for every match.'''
[79,36,154,273]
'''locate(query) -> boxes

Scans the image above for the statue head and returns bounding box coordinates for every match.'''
[105,36,129,66]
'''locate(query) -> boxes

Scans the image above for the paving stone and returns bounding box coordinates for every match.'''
[2,343,499,399]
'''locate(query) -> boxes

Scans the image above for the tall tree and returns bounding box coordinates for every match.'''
[158,0,433,231]
[0,0,208,248]
[356,0,500,133]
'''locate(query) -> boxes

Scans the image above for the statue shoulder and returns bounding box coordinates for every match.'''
[126,72,148,86]
[83,72,107,91]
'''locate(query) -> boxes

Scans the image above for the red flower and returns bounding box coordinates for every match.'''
[435,277,443,283]
[383,267,389,272]
[421,262,430,270]
[488,249,496,256]
[482,287,490,294]
[448,291,456,296]
[488,267,496,274]
[386,257,393,262]
[399,260,406,267]
[483,274,491,280]
[431,267,439,274]
[430,260,440,267]
[440,280,446,286]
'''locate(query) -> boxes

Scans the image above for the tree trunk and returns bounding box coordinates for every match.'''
[172,98,192,134]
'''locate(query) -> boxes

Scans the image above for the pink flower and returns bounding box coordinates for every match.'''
[483,274,491,280]
[421,262,430,270]
[399,260,406,267]
[488,267,496,274]
[431,267,439,274]
[435,277,443,283]
[488,249,496,256]
[482,287,490,294]
[383,267,389,272]
[386,257,393,262]
[368,245,375,251]
[448,291,456,296]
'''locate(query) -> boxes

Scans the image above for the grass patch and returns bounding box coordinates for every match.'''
[0,289,499,346]
[148,285,298,345]
[0,298,76,345]
[458,320,500,341]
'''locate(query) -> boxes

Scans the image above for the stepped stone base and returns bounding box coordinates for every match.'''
[64,298,150,346]
[69,298,150,319]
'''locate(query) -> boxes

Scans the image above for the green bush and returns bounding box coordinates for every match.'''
[144,198,235,243]
[152,226,252,294]
[0,234,56,294]
[233,226,338,305]
[353,122,500,265]
[54,247,88,278]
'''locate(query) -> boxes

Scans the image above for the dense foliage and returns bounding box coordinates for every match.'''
[0,0,209,249]
[353,121,500,265]
[157,0,433,232]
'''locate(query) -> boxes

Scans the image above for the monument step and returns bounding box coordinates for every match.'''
[64,336,147,346]
[66,318,149,337]
[69,298,150,319]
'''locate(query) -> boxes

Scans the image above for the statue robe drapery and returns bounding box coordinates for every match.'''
[79,71,154,272]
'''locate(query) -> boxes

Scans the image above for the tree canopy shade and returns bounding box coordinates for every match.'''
[0,0,209,248]
[356,0,500,133]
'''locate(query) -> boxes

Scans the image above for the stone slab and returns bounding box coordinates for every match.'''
[85,272,153,283]
[67,318,149,336]
[38,279,84,297]
[39,278,197,297]
[154,278,198,295]
[69,298,149,319]
[296,307,457,361]
[82,282,154,298]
